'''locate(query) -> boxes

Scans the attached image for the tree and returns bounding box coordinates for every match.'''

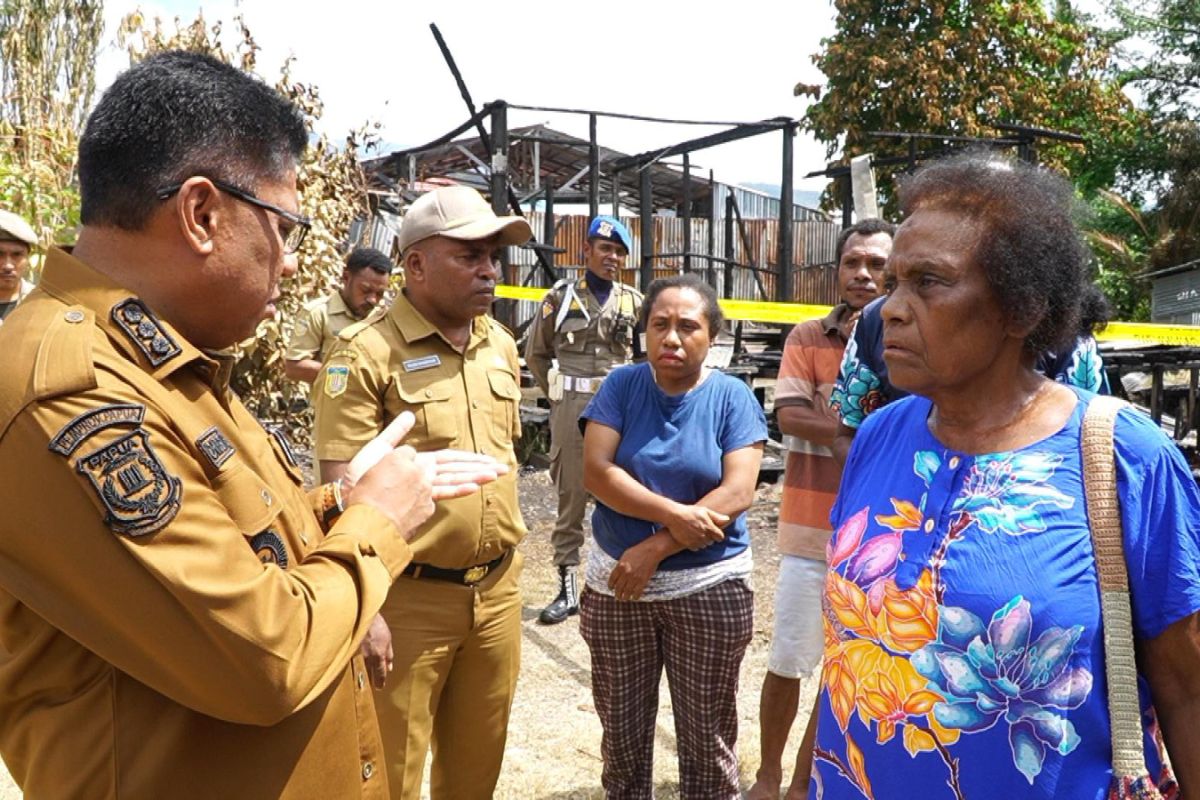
[799,0,1138,215]
[0,0,104,249]
[118,12,380,442]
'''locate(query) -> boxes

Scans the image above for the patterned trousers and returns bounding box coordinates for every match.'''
[580,579,754,800]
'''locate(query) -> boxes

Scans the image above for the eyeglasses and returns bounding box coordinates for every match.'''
[157,178,312,254]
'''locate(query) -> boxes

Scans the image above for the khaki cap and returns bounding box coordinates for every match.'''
[398,186,531,254]
[0,210,37,246]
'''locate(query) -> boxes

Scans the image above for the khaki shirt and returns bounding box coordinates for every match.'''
[525,276,643,395]
[313,291,525,568]
[285,290,363,362]
[0,248,410,799]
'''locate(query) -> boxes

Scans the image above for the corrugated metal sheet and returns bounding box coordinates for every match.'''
[1152,269,1200,324]
[497,211,840,333]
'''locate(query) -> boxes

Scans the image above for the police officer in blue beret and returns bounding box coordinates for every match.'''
[525,216,644,624]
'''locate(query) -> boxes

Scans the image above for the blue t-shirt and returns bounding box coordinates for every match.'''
[831,296,1111,429]
[813,388,1200,799]
[580,362,768,570]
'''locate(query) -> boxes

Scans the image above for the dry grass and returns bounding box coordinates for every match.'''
[0,470,815,800]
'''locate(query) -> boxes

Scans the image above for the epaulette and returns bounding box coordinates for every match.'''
[337,305,387,342]
[488,316,515,339]
[33,305,98,401]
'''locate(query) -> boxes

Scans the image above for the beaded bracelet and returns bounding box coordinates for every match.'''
[320,479,345,528]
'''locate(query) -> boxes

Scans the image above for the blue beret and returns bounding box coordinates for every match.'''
[587,215,632,252]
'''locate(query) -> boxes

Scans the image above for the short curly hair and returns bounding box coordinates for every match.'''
[897,152,1090,354]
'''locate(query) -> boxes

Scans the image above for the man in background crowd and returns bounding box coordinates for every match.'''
[749,219,894,800]
[284,245,393,383]
[0,209,38,324]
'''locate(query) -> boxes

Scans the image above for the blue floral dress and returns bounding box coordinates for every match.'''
[813,388,1200,799]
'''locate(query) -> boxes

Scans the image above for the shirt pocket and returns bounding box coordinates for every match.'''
[388,376,458,450]
[487,367,521,445]
[210,461,294,568]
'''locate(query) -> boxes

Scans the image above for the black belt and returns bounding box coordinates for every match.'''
[402,552,507,586]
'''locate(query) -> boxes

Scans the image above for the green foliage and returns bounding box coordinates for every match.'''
[119,11,377,442]
[801,0,1137,215]
[0,0,103,254]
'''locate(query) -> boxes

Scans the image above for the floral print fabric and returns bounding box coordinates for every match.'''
[813,390,1200,799]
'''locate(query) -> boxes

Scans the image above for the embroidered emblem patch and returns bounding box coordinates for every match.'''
[111,299,182,368]
[324,365,350,398]
[76,429,182,537]
[49,404,146,456]
[196,427,235,470]
[541,300,554,319]
[596,220,614,238]
[250,530,289,569]
[402,355,441,373]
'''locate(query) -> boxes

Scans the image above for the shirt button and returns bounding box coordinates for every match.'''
[425,389,433,398]
[362,762,375,780]
[923,518,934,533]
[949,456,961,469]
[357,672,365,690]
[260,489,272,506]
[64,310,85,323]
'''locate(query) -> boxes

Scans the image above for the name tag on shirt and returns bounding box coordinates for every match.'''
[403,355,441,372]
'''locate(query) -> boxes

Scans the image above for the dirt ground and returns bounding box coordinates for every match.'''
[0,467,816,800]
[494,468,817,800]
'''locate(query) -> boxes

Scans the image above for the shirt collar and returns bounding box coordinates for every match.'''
[388,289,491,350]
[38,247,209,381]
[821,302,852,336]
[327,290,353,318]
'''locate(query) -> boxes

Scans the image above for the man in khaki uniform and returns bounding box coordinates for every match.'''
[0,209,38,324]
[314,185,532,800]
[0,51,502,800]
[525,215,643,624]
[284,245,393,383]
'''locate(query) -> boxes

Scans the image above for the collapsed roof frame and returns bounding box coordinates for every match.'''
[366,24,809,301]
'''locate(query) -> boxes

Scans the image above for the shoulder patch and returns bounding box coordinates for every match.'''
[49,403,146,456]
[76,429,182,537]
[541,299,555,319]
[111,299,182,368]
[196,426,236,470]
[324,364,350,398]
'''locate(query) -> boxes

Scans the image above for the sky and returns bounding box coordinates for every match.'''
[93,0,839,193]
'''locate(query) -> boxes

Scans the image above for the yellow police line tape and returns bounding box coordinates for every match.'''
[494,285,1200,346]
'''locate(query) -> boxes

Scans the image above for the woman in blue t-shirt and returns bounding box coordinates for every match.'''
[579,273,767,800]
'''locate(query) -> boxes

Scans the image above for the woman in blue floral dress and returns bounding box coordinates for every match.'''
[813,153,1200,800]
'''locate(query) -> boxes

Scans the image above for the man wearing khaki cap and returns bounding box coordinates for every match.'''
[314,185,532,799]
[0,209,38,324]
